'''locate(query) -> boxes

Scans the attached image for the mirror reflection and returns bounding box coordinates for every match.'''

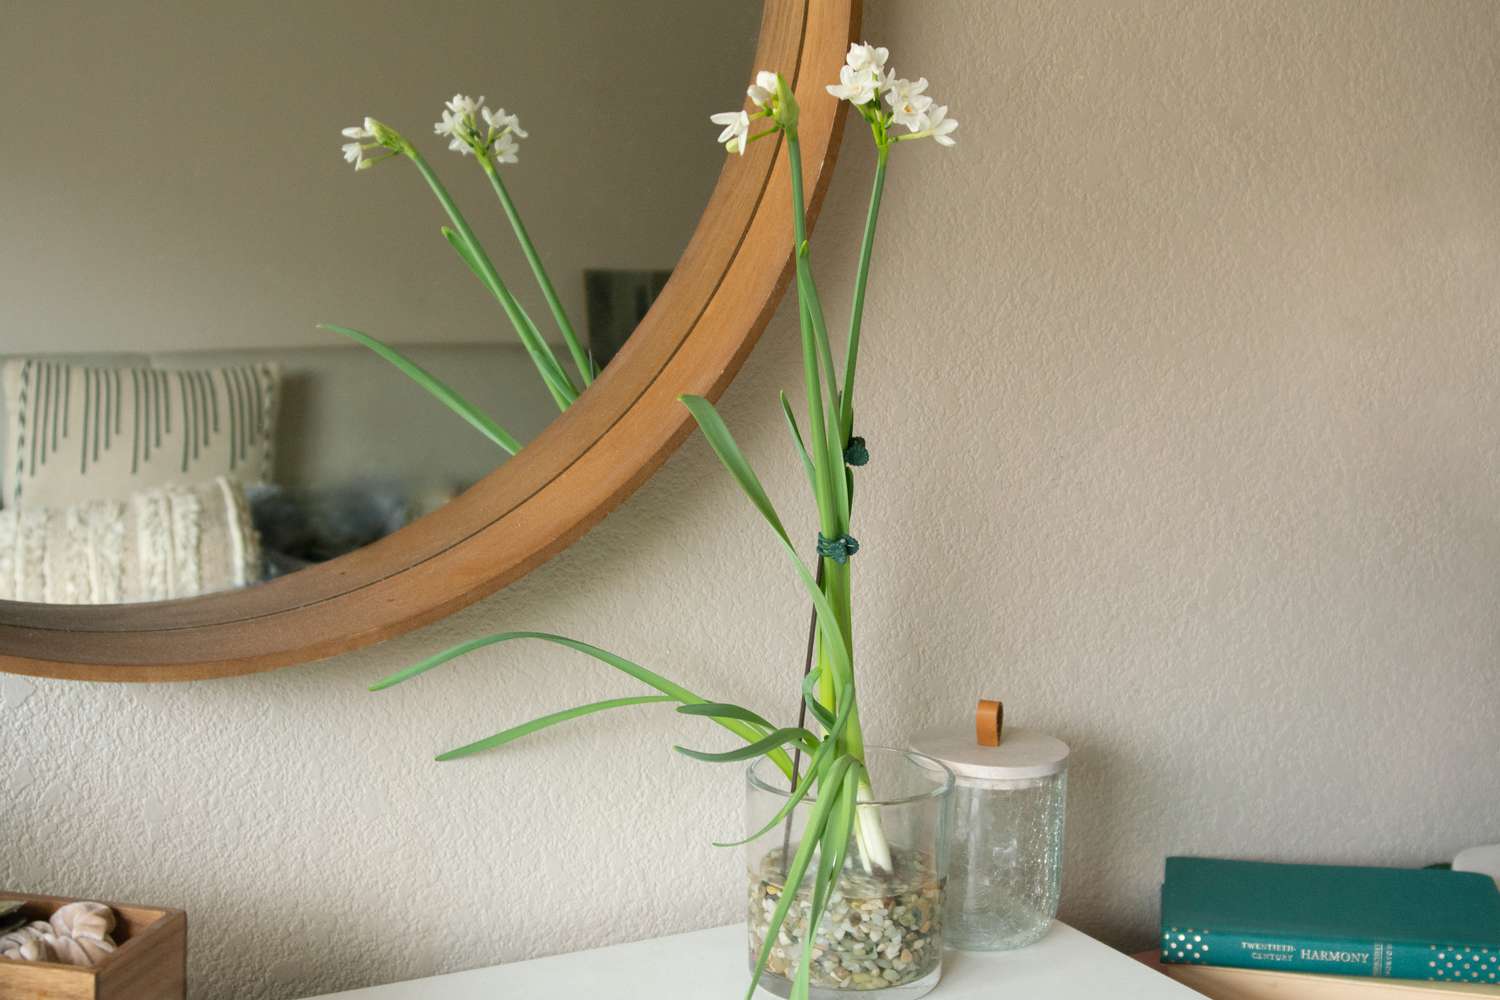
[0,0,760,603]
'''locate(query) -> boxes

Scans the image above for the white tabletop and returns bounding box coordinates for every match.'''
[306,921,1205,999]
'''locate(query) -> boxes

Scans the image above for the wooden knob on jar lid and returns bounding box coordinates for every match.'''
[975,698,1003,747]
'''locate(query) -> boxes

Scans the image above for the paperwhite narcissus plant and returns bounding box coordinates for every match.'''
[710,109,751,155]
[431,94,527,162]
[825,63,881,105]
[444,93,481,117]
[846,41,889,76]
[482,106,527,139]
[825,41,959,148]
[709,70,799,155]
[489,130,520,165]
[340,117,404,171]
[826,42,888,104]
[712,42,957,154]
[323,93,595,449]
[746,69,779,109]
[367,50,957,1000]
[920,104,958,147]
[884,76,933,132]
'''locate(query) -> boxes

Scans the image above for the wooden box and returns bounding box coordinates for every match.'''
[0,892,185,1000]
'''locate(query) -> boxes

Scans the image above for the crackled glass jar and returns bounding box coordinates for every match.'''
[909,724,1069,951]
[744,746,954,999]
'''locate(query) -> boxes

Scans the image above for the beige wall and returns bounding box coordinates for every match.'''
[0,0,758,356]
[4,3,1500,998]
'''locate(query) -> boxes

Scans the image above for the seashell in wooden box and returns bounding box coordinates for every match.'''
[0,891,185,1000]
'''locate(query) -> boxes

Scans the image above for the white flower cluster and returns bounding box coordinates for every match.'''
[827,43,957,147]
[434,93,528,163]
[710,109,750,156]
[826,42,888,106]
[711,70,781,155]
[746,69,779,110]
[341,119,382,170]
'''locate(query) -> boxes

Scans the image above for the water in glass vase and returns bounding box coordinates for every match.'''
[747,845,943,997]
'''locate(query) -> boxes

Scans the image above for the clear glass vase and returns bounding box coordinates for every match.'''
[744,747,954,999]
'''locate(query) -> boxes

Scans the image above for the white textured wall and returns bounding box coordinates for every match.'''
[4,2,1500,997]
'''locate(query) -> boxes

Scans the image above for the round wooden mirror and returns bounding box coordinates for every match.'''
[0,0,858,682]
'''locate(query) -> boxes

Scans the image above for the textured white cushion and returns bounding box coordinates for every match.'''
[2,358,279,509]
[0,476,261,603]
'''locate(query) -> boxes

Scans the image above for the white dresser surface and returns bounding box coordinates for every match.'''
[306,921,1205,999]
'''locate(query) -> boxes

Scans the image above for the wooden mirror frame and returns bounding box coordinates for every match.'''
[0,0,859,682]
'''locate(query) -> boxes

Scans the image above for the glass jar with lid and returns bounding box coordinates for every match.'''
[910,703,1068,950]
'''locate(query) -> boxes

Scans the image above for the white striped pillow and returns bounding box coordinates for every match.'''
[2,359,279,509]
[0,476,262,603]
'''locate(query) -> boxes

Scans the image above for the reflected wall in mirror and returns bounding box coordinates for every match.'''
[0,0,761,603]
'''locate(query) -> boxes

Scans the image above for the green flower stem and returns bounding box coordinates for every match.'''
[403,146,579,410]
[787,132,845,532]
[786,135,848,517]
[816,638,837,716]
[786,129,865,773]
[826,565,862,755]
[482,162,596,386]
[801,258,849,521]
[838,144,889,441]
[798,257,840,440]
[795,294,841,535]
[786,116,889,883]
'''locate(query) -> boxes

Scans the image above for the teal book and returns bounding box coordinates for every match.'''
[1160,857,1500,984]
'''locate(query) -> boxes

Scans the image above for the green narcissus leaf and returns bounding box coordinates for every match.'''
[435,695,674,760]
[745,755,854,1000]
[779,390,817,493]
[679,395,789,537]
[678,395,853,686]
[801,669,836,732]
[714,733,836,849]
[674,727,818,763]
[674,702,776,731]
[370,631,796,780]
[796,762,860,999]
[319,324,521,455]
[441,226,487,284]
[710,674,857,854]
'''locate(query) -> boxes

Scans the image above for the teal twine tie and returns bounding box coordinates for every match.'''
[816,532,860,564]
[843,436,869,467]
